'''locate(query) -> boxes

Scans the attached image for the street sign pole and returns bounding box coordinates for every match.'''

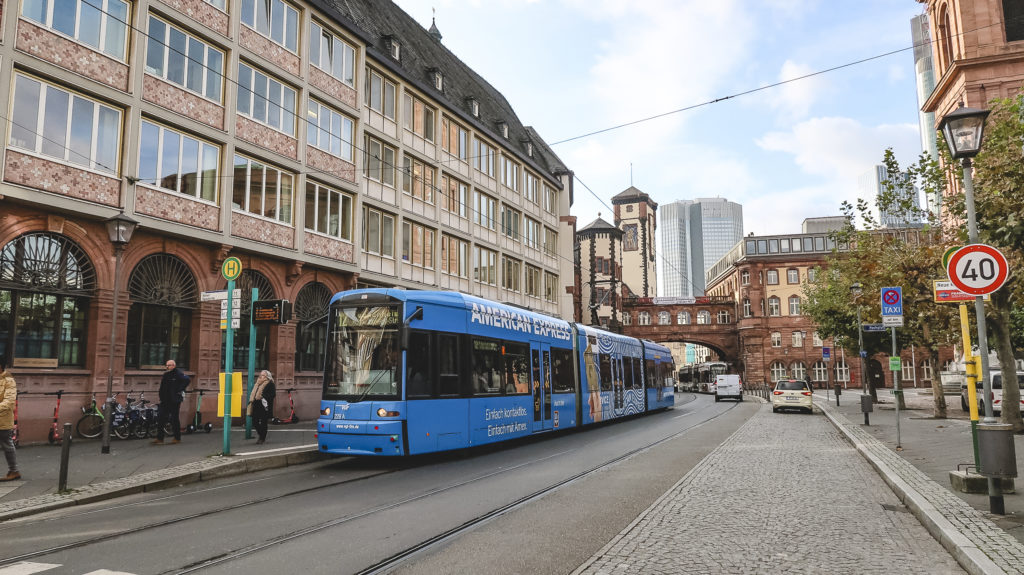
[223,279,234,455]
[245,287,258,439]
[891,326,902,450]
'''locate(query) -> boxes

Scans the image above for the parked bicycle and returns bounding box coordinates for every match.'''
[76,394,107,439]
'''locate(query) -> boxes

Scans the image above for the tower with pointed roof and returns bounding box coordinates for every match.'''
[575,215,622,328]
[612,186,658,299]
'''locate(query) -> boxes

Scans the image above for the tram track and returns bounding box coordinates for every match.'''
[0,395,732,574]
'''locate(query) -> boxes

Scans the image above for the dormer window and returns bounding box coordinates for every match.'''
[433,70,443,91]
[388,37,401,60]
[467,97,479,117]
[498,121,508,139]
[526,142,533,157]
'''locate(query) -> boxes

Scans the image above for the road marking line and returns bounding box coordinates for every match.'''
[83,570,137,575]
[235,443,317,455]
[0,562,61,575]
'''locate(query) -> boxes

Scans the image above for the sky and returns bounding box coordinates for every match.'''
[393,0,928,240]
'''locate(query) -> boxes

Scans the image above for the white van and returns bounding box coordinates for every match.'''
[960,371,1024,414]
[715,374,742,402]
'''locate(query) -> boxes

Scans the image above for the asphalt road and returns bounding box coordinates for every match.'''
[0,393,754,575]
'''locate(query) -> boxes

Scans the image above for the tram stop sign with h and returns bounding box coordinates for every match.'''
[946,243,1009,296]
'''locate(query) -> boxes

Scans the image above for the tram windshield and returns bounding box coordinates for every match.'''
[324,303,401,401]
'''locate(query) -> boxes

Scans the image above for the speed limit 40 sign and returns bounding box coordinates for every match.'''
[946,243,1008,296]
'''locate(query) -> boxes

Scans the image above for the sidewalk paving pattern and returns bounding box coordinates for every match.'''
[5,391,1024,574]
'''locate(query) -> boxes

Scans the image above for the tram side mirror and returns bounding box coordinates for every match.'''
[401,306,424,350]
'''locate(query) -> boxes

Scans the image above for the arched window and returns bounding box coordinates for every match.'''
[791,362,807,381]
[0,232,95,367]
[677,311,690,325]
[126,254,197,369]
[716,310,730,324]
[939,4,954,71]
[638,311,650,325]
[812,361,828,382]
[788,295,801,315]
[768,297,781,316]
[696,310,710,325]
[658,311,670,325]
[295,281,332,372]
[834,359,850,382]
[225,270,276,370]
[769,361,787,382]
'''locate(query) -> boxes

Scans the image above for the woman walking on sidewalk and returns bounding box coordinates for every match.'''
[0,355,20,481]
[248,370,276,445]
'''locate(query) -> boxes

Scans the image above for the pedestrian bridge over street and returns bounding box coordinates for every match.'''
[619,296,739,362]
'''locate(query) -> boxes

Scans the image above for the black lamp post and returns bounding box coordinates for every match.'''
[101,211,138,454]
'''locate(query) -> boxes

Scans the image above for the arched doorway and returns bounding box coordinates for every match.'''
[868,359,885,389]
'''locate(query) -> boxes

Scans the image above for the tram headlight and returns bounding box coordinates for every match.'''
[320,407,331,416]
[376,408,400,417]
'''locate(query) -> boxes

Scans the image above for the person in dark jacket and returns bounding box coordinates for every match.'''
[247,370,276,444]
[153,359,189,444]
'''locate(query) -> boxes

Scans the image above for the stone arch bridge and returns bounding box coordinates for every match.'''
[619,296,739,362]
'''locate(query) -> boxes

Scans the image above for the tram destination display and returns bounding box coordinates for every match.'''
[252,299,293,324]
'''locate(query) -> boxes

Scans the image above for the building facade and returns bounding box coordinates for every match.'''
[660,197,742,298]
[575,216,622,330]
[611,187,657,299]
[0,0,576,440]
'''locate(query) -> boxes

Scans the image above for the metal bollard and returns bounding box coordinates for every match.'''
[860,393,873,425]
[58,422,72,492]
[834,384,842,407]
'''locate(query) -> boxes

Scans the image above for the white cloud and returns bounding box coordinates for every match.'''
[766,60,829,122]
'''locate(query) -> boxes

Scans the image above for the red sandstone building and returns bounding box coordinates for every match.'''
[0,0,576,440]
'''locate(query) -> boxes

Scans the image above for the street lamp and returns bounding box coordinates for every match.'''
[939,103,1006,514]
[101,211,138,454]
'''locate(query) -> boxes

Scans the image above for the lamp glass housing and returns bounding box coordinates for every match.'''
[939,106,990,159]
[105,213,138,245]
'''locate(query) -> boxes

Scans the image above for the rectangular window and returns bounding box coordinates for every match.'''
[472,246,497,285]
[741,270,750,285]
[525,265,540,297]
[231,155,293,223]
[473,137,495,177]
[237,63,296,136]
[402,92,435,141]
[787,269,799,284]
[502,256,521,291]
[499,156,519,191]
[240,0,298,52]
[401,155,436,203]
[524,218,540,248]
[543,227,558,256]
[501,205,521,240]
[792,331,804,347]
[304,181,352,240]
[440,233,469,278]
[364,68,397,120]
[306,99,354,161]
[362,206,394,257]
[309,21,355,86]
[22,0,128,60]
[544,271,557,302]
[766,270,779,285]
[441,116,468,161]
[10,74,122,174]
[364,135,396,186]
[139,120,219,202]
[524,171,539,204]
[544,183,557,214]
[146,17,224,102]
[473,191,497,230]
[401,221,435,268]
[441,174,469,218]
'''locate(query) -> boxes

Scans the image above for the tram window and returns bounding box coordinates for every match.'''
[438,333,460,396]
[406,331,432,398]
[645,359,656,388]
[551,348,574,393]
[472,338,503,394]
[622,356,634,390]
[632,357,642,389]
[599,353,612,391]
[503,341,530,394]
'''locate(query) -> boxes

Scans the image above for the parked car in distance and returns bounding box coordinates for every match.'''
[960,371,1024,414]
[715,375,742,402]
[772,379,813,413]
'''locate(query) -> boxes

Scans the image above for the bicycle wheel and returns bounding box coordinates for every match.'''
[76,413,104,438]
[131,422,148,439]
[113,424,130,440]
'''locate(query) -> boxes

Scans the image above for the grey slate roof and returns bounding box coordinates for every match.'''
[578,216,621,236]
[308,0,566,189]
[611,186,656,207]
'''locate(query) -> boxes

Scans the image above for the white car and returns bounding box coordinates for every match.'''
[960,372,1024,414]
[772,379,813,413]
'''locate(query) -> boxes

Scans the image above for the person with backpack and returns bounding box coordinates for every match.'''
[153,359,189,445]
[247,370,276,445]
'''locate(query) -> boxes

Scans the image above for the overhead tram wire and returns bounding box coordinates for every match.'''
[6,5,1016,292]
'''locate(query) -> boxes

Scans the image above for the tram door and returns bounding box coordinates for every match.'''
[532,343,553,432]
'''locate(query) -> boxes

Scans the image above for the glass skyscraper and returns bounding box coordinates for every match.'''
[661,198,743,297]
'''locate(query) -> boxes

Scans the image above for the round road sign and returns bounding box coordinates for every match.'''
[221,256,243,281]
[946,244,1008,296]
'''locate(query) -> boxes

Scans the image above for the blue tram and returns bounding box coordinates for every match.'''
[316,289,675,456]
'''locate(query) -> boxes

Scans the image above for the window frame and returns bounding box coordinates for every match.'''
[231,154,294,224]
[402,92,436,142]
[364,134,397,187]
[766,270,779,285]
[304,180,353,241]
[440,233,469,278]
[402,154,436,203]
[401,220,435,269]
[22,0,129,60]
[441,116,469,161]
[237,62,297,136]
[472,245,497,285]
[768,296,781,316]
[364,68,397,120]
[309,20,355,87]
[139,119,220,202]
[307,98,354,162]
[145,16,224,102]
[362,205,395,258]
[240,0,299,53]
